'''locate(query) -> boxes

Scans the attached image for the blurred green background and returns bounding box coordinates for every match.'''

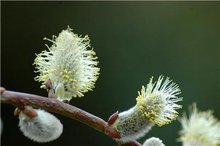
[1,2,220,146]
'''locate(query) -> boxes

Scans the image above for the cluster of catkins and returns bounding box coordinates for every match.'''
[16,27,220,146]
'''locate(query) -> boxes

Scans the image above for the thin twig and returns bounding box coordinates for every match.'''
[0,87,141,146]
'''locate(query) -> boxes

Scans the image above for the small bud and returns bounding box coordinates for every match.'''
[178,103,220,146]
[108,111,119,125]
[143,137,165,146]
[111,76,182,143]
[34,27,100,102]
[19,108,63,143]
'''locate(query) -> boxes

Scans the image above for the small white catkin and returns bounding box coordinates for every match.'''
[143,137,165,146]
[19,109,63,143]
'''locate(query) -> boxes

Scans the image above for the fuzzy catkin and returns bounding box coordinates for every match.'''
[19,109,63,143]
[113,106,153,143]
[34,27,100,101]
[143,137,165,146]
[179,104,220,146]
[112,76,182,143]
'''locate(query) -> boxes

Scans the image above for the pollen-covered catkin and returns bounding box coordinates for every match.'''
[179,103,220,146]
[34,27,100,101]
[111,76,182,143]
[19,109,63,143]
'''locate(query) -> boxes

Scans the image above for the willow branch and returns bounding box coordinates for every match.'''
[0,87,141,146]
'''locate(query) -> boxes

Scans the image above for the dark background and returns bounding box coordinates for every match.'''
[1,2,220,146]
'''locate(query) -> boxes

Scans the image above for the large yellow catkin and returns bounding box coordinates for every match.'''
[34,27,100,101]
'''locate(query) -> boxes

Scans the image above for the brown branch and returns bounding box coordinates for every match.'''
[0,87,141,146]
